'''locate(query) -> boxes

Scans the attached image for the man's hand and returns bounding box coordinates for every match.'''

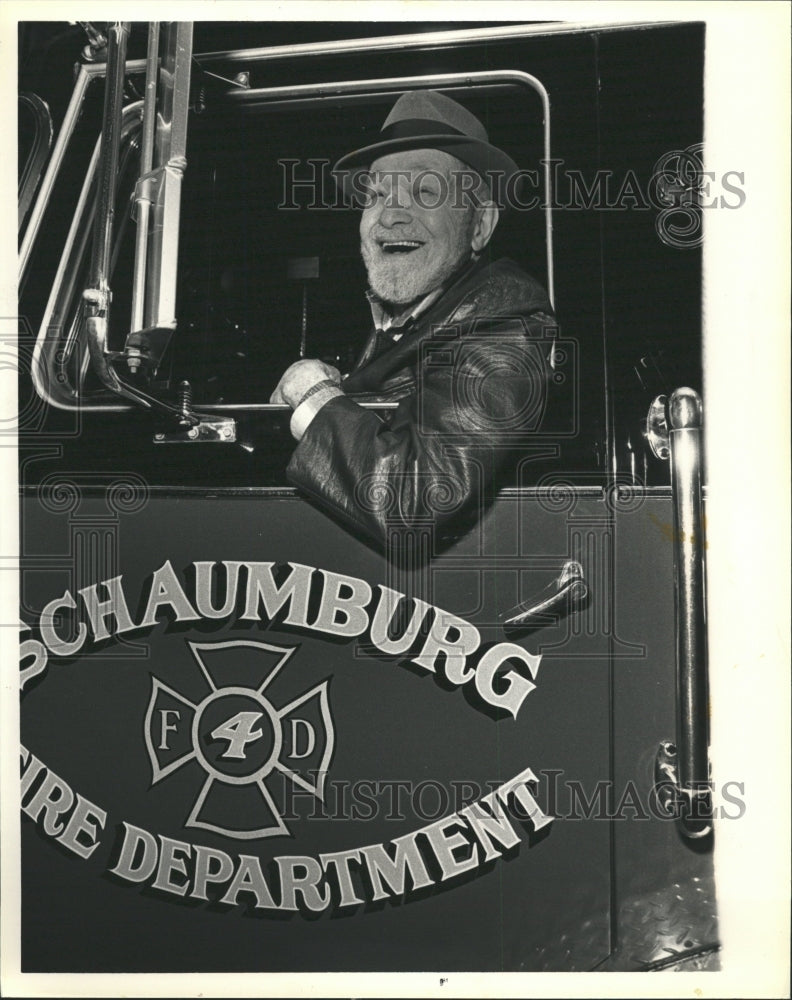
[270,359,342,408]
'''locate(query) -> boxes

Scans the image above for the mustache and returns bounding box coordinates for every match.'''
[365,230,426,244]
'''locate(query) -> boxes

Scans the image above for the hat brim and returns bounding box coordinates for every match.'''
[332,134,519,207]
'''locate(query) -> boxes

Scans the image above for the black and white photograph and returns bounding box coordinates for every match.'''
[2,2,789,997]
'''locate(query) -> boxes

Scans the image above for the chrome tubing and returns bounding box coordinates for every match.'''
[647,388,711,836]
[18,93,54,236]
[144,21,193,332]
[19,67,94,281]
[130,21,160,334]
[196,21,677,67]
[85,21,131,314]
[668,389,710,833]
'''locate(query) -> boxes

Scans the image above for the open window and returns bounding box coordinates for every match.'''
[164,72,554,410]
[28,33,555,418]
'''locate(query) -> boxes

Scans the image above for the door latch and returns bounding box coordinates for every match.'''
[499,560,589,631]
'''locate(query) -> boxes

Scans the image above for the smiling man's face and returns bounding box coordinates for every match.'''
[359,148,493,308]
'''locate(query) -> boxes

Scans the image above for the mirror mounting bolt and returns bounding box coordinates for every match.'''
[126,347,142,373]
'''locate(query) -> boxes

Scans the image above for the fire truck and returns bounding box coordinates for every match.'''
[16,19,719,974]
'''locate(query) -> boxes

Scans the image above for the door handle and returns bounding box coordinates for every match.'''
[499,560,589,631]
[646,387,711,837]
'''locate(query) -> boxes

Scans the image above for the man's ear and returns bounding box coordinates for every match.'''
[471,201,500,252]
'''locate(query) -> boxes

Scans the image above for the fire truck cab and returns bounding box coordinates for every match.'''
[17,18,719,975]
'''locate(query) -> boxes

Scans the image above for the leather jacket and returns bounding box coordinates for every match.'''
[287,256,557,547]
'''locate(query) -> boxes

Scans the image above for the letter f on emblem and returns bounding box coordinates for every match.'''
[211,711,264,759]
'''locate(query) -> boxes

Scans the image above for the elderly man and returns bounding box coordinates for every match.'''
[271,90,556,548]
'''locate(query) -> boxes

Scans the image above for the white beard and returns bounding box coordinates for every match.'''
[361,242,471,306]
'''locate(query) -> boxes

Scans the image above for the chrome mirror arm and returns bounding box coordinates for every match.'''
[84,313,202,425]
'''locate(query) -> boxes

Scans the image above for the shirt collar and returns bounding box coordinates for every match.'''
[366,285,446,335]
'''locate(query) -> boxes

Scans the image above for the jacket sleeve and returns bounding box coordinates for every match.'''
[285,310,554,547]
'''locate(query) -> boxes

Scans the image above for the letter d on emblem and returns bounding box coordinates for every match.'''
[288,719,316,759]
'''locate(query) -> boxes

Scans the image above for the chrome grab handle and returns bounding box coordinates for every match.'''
[499,560,588,630]
[646,388,711,837]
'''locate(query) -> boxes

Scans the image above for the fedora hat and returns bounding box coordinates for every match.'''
[333,90,518,204]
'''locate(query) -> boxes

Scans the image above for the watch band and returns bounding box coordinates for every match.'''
[295,378,339,408]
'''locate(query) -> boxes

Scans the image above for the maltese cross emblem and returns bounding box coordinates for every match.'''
[144,640,334,840]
